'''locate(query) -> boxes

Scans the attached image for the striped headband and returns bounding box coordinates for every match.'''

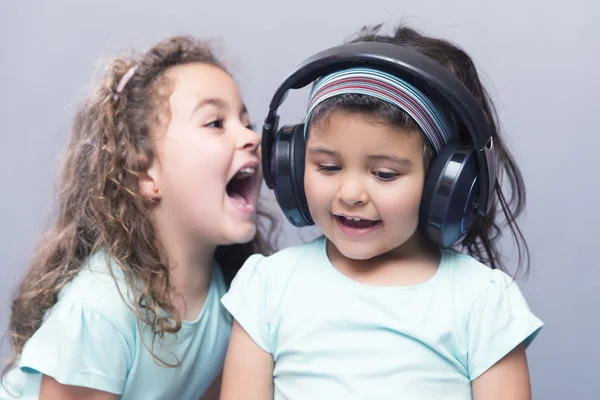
[304,67,458,153]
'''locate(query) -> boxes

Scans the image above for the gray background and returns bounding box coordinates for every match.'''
[1,0,597,398]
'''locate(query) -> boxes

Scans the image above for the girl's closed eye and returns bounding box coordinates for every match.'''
[373,170,399,182]
[317,164,341,173]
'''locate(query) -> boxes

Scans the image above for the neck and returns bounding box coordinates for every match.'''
[154,213,216,320]
[328,232,440,287]
[383,232,439,264]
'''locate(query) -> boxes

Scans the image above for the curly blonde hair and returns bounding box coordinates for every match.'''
[3,35,277,377]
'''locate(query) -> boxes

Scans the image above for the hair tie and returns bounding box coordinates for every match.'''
[112,64,139,103]
[304,67,458,153]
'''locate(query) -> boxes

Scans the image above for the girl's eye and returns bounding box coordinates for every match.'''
[317,165,340,173]
[373,171,398,181]
[205,119,224,129]
[246,123,256,131]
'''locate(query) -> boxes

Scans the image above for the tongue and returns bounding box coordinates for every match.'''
[227,176,251,209]
[229,192,248,207]
[340,217,379,229]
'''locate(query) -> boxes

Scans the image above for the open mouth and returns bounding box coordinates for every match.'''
[337,215,382,229]
[226,164,258,212]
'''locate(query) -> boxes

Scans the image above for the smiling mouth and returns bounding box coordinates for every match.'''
[226,166,258,212]
[337,215,382,229]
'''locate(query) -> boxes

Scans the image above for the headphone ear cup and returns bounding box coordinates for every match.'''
[420,141,480,248]
[288,124,313,226]
[271,124,314,227]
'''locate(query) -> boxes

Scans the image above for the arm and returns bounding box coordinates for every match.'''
[220,320,274,400]
[200,374,222,400]
[471,344,531,400]
[40,375,120,400]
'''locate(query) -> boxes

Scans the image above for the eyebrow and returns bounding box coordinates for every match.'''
[191,98,248,117]
[369,153,413,166]
[307,147,340,157]
[307,147,412,165]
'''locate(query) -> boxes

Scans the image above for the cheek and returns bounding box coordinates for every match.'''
[375,177,424,219]
[304,171,334,211]
[162,136,233,192]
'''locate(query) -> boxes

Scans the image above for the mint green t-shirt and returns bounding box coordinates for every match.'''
[1,251,231,400]
[221,236,543,400]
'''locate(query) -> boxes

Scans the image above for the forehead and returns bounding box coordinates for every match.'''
[165,63,243,112]
[308,111,423,157]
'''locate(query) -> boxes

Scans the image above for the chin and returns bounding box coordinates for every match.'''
[342,249,383,261]
[329,238,388,261]
[222,222,257,246]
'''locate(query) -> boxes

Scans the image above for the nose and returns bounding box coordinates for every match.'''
[338,174,369,206]
[236,124,260,153]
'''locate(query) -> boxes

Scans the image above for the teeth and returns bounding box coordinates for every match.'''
[235,167,255,179]
[344,216,361,221]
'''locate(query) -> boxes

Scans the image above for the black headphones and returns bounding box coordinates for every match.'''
[262,41,496,248]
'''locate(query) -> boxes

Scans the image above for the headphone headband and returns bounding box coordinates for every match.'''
[263,41,496,216]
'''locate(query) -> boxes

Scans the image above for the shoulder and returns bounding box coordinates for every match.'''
[236,236,325,282]
[57,250,139,335]
[223,236,325,317]
[438,249,523,313]
[16,252,141,391]
[247,236,325,271]
[441,249,513,290]
[440,253,544,380]
[442,249,496,278]
[220,237,325,354]
[440,248,539,322]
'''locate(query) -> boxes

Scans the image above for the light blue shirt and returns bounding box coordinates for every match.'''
[221,236,543,399]
[1,251,231,400]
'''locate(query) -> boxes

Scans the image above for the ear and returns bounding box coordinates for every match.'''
[139,155,162,200]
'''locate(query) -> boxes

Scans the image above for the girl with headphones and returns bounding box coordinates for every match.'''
[220,24,543,400]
